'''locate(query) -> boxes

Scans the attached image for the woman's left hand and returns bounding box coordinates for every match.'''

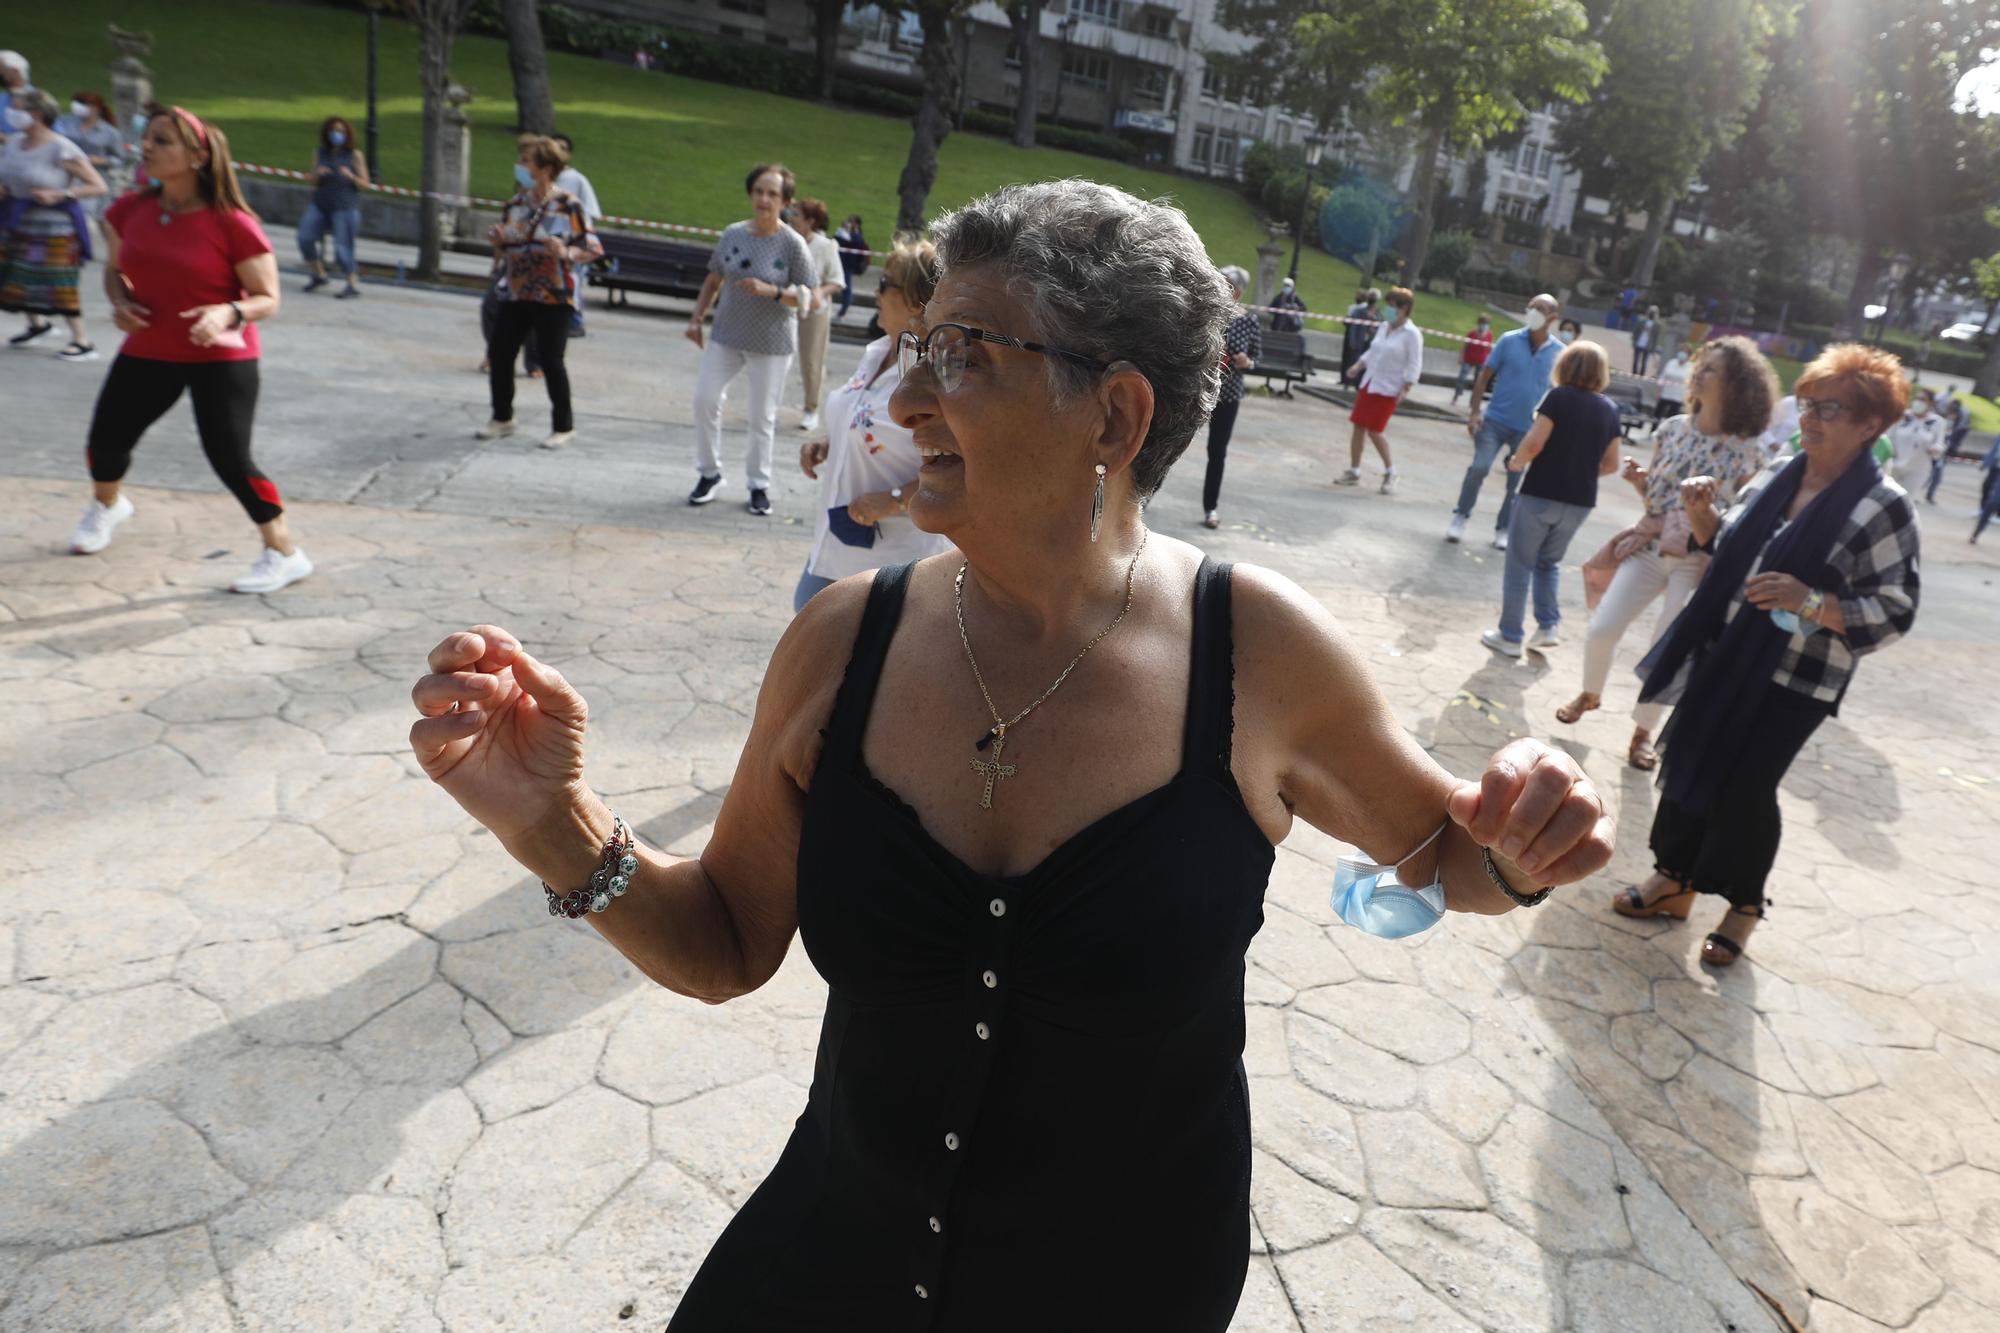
[1744,571,1808,612]
[179,304,238,347]
[29,187,64,206]
[846,490,898,526]
[1447,739,1614,884]
[542,235,566,258]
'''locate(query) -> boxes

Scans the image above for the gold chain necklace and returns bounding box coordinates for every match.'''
[954,528,1149,810]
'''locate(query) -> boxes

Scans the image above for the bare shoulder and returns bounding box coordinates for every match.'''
[762,570,877,790]
[1228,561,1351,670]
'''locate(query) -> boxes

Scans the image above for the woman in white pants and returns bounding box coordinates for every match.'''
[684,163,816,517]
[787,196,846,433]
[1559,337,1776,769]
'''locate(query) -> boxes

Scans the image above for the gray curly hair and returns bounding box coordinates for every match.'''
[929,180,1233,497]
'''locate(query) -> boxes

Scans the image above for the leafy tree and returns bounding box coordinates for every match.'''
[1553,0,1786,289]
[1967,209,2000,396]
[404,0,478,280]
[498,0,557,136]
[1003,0,1046,149]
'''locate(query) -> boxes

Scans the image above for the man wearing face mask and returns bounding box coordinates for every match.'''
[0,52,32,140]
[1454,293,1563,548]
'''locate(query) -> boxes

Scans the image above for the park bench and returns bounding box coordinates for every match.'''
[1253,329,1314,398]
[592,230,714,306]
[1605,376,1652,439]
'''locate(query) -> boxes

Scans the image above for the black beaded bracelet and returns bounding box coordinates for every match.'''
[1481,846,1552,908]
[545,815,637,919]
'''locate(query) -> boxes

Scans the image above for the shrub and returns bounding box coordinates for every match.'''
[1317,181,1396,263]
[1422,230,1474,289]
[1460,267,1540,297]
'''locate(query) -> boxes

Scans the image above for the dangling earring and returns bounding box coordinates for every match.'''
[1089,464,1107,543]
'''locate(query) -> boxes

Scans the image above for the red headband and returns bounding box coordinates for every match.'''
[168,105,209,150]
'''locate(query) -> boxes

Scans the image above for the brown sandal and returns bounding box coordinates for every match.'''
[1612,882,1694,919]
[1555,692,1600,724]
[1701,904,1766,967]
[1628,728,1658,770]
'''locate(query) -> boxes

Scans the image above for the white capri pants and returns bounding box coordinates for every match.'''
[693,341,792,493]
[1579,546,1707,733]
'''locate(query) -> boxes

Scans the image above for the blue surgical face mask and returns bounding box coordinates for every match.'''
[513,162,535,188]
[1332,823,1447,940]
[328,130,346,147]
[1769,608,1801,634]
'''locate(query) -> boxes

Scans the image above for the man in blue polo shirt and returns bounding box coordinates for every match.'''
[1452,292,1563,549]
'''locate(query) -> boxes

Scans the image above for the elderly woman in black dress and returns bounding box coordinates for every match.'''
[408,181,1614,1329]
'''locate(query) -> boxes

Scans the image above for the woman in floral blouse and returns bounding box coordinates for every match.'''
[476,135,601,450]
[1560,337,1776,769]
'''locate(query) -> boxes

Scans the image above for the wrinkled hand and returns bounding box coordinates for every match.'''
[180,304,237,347]
[1233,352,1253,370]
[1745,571,1808,612]
[1446,739,1613,885]
[734,277,772,299]
[1680,474,1718,521]
[111,299,152,333]
[30,187,65,206]
[799,438,828,479]
[1621,456,1647,486]
[685,316,705,348]
[408,626,589,843]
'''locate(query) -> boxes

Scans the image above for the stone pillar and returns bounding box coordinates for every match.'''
[437,84,474,246]
[1254,234,1285,319]
[1538,224,1555,256]
[106,24,153,144]
[1488,213,1506,244]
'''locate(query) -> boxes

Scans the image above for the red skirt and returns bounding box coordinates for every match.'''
[1349,388,1400,432]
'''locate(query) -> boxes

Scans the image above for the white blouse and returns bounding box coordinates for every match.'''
[1355,321,1425,397]
[806,336,956,581]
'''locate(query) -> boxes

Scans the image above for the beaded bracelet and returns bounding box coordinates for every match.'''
[1481,845,1552,908]
[545,815,638,919]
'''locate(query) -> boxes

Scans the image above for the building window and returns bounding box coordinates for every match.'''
[1132,66,1169,104]
[718,23,745,39]
[1004,38,1021,68]
[720,0,766,14]
[1061,50,1111,90]
[1140,10,1175,38]
[1538,148,1556,179]
[1193,127,1213,164]
[1276,120,1291,146]
[765,33,789,47]
[1217,136,1239,171]
[1200,66,1221,100]
[1073,0,1122,27]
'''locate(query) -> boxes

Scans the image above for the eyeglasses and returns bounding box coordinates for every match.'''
[1794,396,1854,422]
[895,323,1110,395]
[877,276,898,296]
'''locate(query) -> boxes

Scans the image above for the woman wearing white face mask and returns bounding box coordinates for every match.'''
[1336,285,1423,494]
[53,92,129,228]
[0,89,108,359]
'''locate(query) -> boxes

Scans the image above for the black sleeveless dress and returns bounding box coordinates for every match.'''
[667,558,1277,1332]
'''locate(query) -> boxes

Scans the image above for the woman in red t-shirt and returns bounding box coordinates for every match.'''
[72,105,311,594]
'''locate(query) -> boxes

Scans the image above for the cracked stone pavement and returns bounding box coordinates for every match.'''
[3,264,1998,1331]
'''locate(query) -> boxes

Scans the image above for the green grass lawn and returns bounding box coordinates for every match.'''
[18,0,1510,339]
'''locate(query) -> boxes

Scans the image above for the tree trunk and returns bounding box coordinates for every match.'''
[1630,195,1671,288]
[813,0,845,101]
[1843,246,1884,336]
[896,5,960,233]
[416,17,451,280]
[1976,328,2000,400]
[1398,121,1447,290]
[498,0,556,135]
[1007,0,1043,149]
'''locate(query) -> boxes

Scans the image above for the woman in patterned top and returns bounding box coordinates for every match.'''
[475,135,601,450]
[1199,265,1261,528]
[1617,344,1919,965]
[684,162,816,517]
[1559,337,1776,770]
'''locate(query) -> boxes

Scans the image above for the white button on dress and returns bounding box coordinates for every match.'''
[975,1022,990,1041]
[929,1216,942,1233]
[915,1283,929,1299]
[944,1132,959,1151]
[989,898,1007,917]
[982,969,998,988]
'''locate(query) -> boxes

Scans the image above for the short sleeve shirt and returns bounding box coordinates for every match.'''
[0,132,84,196]
[1644,415,1763,516]
[1521,386,1621,507]
[494,188,599,307]
[104,192,272,362]
[1218,310,1262,404]
[1480,328,1562,432]
[708,220,815,357]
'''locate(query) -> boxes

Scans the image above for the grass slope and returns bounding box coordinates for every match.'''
[18,0,1509,339]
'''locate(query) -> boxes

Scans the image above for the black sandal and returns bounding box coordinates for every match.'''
[8,320,52,346]
[1701,904,1766,968]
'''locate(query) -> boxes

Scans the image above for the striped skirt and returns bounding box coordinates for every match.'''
[0,225,84,317]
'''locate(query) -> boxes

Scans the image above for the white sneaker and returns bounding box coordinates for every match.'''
[1530,626,1560,649]
[1480,629,1523,658]
[1379,468,1398,495]
[1445,514,1468,543]
[1203,509,1221,529]
[1493,530,1510,551]
[231,546,314,594]
[540,430,575,450]
[1334,468,1363,486]
[799,410,820,432]
[69,495,135,554]
[475,419,515,440]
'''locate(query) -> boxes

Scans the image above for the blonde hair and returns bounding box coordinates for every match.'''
[516,133,570,175]
[1555,339,1611,392]
[883,234,940,307]
[144,105,256,216]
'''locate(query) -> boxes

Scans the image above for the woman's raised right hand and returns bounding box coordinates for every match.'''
[799,438,828,478]
[409,626,589,844]
[1679,474,1719,518]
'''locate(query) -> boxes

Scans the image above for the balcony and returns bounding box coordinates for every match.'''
[1114,107,1176,135]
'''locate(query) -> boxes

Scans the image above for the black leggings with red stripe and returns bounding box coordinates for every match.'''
[86,355,282,524]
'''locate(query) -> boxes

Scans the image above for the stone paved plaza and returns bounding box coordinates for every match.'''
[3,265,1999,1331]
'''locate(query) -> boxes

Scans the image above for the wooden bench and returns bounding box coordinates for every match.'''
[1253,329,1314,398]
[591,230,714,306]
